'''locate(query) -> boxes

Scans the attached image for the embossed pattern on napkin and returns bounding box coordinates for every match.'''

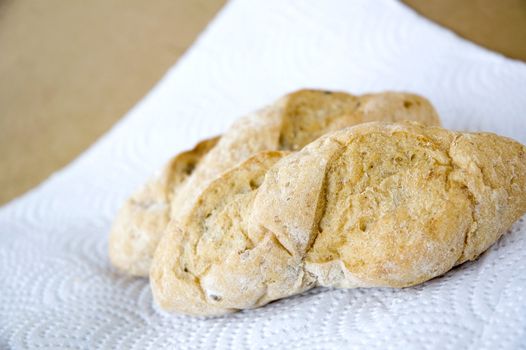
[1,0,525,349]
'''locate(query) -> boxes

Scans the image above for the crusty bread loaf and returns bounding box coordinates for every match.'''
[110,90,441,276]
[151,121,526,315]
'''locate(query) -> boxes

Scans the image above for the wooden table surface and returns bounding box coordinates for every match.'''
[1,0,525,205]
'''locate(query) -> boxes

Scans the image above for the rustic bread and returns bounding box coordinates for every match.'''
[110,90,441,276]
[151,121,526,315]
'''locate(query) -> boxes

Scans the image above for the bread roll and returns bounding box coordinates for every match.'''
[151,121,526,315]
[110,90,441,276]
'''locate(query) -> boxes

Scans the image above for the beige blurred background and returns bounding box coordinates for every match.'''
[1,0,525,205]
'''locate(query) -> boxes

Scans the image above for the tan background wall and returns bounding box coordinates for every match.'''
[1,0,525,205]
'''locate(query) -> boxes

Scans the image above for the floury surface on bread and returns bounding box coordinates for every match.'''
[151,121,526,316]
[152,151,295,315]
[109,89,442,276]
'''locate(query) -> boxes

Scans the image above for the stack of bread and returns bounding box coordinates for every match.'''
[109,90,526,316]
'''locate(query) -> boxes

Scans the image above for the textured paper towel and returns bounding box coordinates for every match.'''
[1,0,526,349]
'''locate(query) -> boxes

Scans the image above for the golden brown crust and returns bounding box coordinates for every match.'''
[151,121,526,315]
[302,124,470,287]
[110,89,441,277]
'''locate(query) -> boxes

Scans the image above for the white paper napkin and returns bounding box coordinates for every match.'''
[1,0,526,349]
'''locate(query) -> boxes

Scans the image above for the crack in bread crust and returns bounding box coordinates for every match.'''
[151,152,288,314]
[305,128,471,287]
